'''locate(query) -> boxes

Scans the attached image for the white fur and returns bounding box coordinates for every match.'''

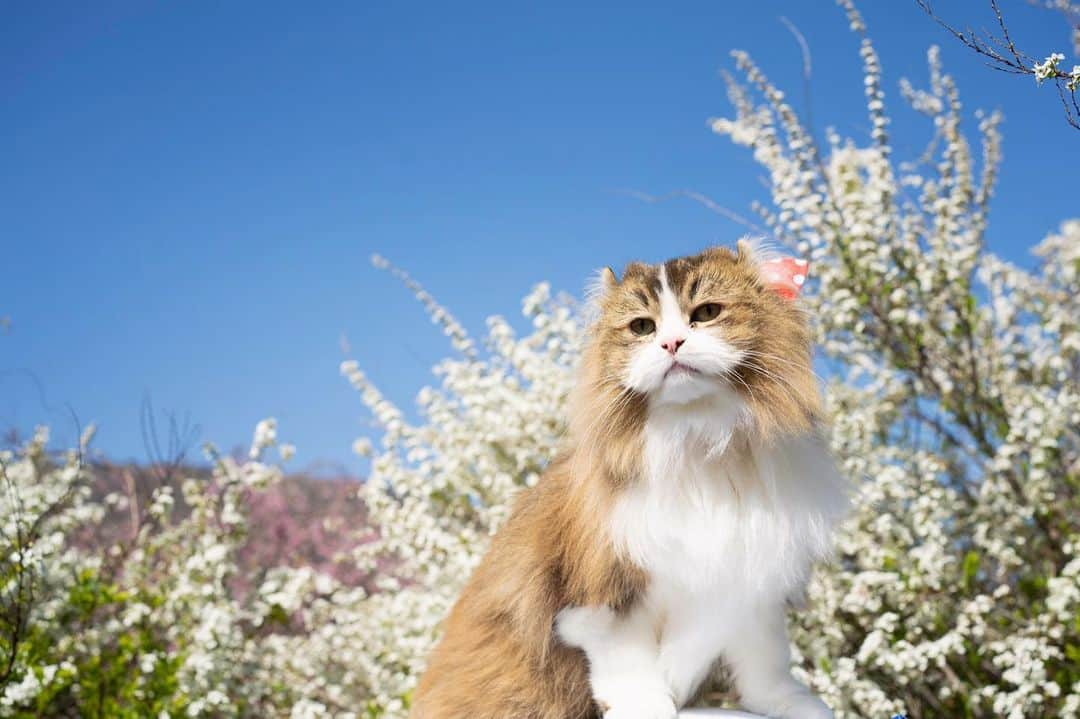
[559,268,848,718]
[556,604,676,719]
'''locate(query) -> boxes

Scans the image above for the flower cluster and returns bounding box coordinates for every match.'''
[1034,52,1066,83]
[0,422,296,717]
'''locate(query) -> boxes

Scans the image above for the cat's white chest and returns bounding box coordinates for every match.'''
[609,402,846,606]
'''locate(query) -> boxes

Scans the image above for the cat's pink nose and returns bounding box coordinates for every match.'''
[660,337,685,355]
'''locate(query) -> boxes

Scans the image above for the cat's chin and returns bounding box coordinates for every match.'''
[650,372,723,406]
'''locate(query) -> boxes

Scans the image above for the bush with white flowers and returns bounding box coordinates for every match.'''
[0,422,295,717]
[703,4,1079,716]
[2,1,1078,717]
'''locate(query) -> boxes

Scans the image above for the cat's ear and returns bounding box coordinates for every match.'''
[584,267,618,322]
[735,238,758,264]
[600,266,618,290]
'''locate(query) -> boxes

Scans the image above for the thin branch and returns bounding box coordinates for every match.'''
[612,188,771,236]
[991,0,1029,67]
[916,0,1079,129]
[779,16,815,136]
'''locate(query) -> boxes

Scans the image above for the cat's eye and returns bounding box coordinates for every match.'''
[690,303,723,324]
[628,317,656,336]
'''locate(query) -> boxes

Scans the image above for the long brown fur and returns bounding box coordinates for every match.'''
[410,243,820,719]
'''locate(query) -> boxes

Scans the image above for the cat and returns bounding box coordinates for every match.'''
[411,241,849,719]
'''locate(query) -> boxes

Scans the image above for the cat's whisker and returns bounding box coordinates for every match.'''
[741,349,825,384]
[724,367,762,408]
[736,353,803,391]
[571,384,637,476]
[740,360,806,402]
[738,363,807,412]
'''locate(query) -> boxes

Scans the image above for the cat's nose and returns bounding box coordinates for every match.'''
[660,337,685,355]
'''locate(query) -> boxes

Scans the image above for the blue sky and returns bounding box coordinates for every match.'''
[3,1,1078,474]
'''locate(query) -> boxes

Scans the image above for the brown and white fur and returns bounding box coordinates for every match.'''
[411,242,848,719]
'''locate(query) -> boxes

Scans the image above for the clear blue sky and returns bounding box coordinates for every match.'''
[3,1,1078,474]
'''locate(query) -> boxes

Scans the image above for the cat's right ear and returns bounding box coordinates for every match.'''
[600,266,618,290]
[584,267,618,322]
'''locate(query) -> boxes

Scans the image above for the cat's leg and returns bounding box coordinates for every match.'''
[722,604,833,719]
[654,601,724,706]
[556,604,676,719]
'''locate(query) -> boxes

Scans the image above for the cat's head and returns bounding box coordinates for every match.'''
[583,240,819,436]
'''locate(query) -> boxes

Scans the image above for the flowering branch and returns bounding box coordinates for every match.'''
[916,0,1080,129]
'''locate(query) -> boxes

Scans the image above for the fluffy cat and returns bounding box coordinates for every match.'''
[411,241,849,719]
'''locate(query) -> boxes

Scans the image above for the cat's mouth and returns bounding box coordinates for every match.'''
[664,362,699,379]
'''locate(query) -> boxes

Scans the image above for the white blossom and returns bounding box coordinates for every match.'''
[1034,52,1065,83]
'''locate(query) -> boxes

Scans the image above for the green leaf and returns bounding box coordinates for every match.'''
[961,550,980,590]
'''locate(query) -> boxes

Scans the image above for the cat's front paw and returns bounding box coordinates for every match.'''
[598,684,677,719]
[745,690,833,719]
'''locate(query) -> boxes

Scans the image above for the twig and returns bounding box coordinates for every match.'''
[915,0,1079,129]
[612,188,771,236]
[779,16,815,136]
